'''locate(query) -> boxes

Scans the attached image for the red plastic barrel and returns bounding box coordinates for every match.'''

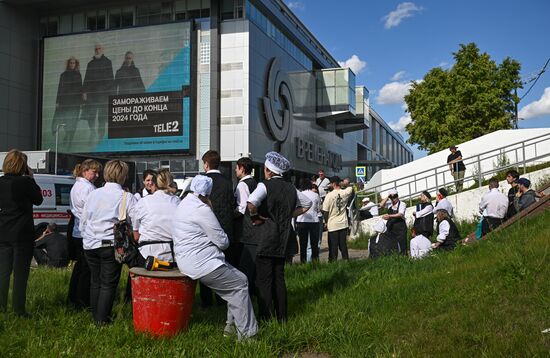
[130,267,196,337]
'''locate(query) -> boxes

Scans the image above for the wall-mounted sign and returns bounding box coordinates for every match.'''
[295,137,342,170]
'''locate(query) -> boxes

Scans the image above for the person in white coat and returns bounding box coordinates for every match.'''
[172,175,257,340]
[133,169,180,266]
[68,159,102,309]
[80,160,137,325]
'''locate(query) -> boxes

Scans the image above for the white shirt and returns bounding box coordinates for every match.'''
[247,177,312,209]
[133,190,181,262]
[172,194,229,280]
[360,202,379,216]
[315,177,330,198]
[436,220,450,243]
[134,187,151,201]
[433,198,454,217]
[415,203,434,218]
[385,200,407,216]
[410,234,432,259]
[80,183,138,250]
[235,175,253,215]
[479,188,508,219]
[296,190,321,223]
[70,177,96,238]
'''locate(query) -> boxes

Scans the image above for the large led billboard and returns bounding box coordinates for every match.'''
[41,22,192,154]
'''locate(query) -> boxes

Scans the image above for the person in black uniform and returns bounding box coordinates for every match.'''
[82,43,114,142]
[201,150,235,307]
[114,51,145,95]
[505,170,520,219]
[234,157,258,297]
[433,209,460,251]
[52,56,82,150]
[0,150,43,316]
[33,223,69,268]
[246,152,311,322]
[412,191,434,238]
[380,189,408,255]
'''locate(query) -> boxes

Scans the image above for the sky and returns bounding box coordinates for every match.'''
[284,0,550,159]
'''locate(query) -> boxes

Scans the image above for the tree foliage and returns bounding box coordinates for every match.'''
[405,43,522,154]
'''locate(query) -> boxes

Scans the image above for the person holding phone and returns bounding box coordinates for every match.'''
[0,150,43,317]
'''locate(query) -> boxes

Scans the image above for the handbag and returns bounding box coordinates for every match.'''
[113,192,139,264]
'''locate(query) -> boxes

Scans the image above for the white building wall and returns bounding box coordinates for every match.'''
[219,20,249,161]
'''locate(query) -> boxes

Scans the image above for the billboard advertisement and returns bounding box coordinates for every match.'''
[41,22,192,154]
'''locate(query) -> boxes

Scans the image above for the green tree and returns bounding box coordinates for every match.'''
[405,43,522,154]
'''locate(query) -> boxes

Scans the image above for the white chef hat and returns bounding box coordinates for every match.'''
[388,188,398,196]
[264,151,291,175]
[362,197,370,203]
[373,220,387,234]
[191,175,213,196]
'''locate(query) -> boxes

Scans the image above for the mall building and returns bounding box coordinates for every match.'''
[0,0,413,183]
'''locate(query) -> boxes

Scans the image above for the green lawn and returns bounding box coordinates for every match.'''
[1,210,549,357]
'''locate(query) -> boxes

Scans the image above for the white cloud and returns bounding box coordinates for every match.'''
[438,61,449,68]
[376,81,413,105]
[389,113,412,133]
[383,2,422,29]
[286,1,305,10]
[519,87,550,119]
[391,71,406,81]
[338,55,367,74]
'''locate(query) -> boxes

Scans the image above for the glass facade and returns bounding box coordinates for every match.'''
[246,1,312,69]
[315,68,356,113]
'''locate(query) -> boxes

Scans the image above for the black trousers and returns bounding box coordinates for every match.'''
[482,216,504,236]
[68,238,91,309]
[239,243,258,297]
[328,228,349,261]
[84,247,122,324]
[255,255,287,322]
[0,240,34,314]
[297,222,320,262]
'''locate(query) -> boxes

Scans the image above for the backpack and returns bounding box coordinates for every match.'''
[113,192,139,264]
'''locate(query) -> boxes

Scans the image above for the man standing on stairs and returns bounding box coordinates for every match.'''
[447,145,466,192]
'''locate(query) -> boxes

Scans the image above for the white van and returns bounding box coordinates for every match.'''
[32,174,75,231]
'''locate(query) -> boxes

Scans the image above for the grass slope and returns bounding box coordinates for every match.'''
[1,211,549,357]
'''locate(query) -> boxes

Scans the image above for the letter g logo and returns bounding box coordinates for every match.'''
[262,58,293,143]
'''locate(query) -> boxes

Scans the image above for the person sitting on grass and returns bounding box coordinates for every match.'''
[409,228,432,259]
[368,220,398,259]
[432,188,454,218]
[34,222,69,268]
[513,178,543,213]
[431,208,460,251]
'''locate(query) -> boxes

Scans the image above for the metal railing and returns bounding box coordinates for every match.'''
[353,131,550,206]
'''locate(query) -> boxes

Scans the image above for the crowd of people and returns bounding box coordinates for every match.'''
[366,169,544,259]
[0,148,545,340]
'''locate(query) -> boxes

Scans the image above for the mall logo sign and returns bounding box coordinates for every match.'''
[262,58,293,143]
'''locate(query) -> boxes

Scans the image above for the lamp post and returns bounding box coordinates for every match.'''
[54,123,65,175]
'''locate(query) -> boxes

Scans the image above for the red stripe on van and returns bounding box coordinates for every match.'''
[33,212,71,219]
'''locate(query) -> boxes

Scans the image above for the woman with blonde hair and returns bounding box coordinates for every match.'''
[80,160,137,325]
[52,56,82,150]
[68,159,102,309]
[0,150,43,316]
[132,169,180,267]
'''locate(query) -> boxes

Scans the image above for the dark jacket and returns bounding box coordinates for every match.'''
[0,174,43,243]
[436,218,460,251]
[514,189,537,212]
[115,64,145,95]
[56,70,82,106]
[206,172,235,242]
[413,202,434,238]
[506,186,519,219]
[249,178,297,258]
[83,54,114,98]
